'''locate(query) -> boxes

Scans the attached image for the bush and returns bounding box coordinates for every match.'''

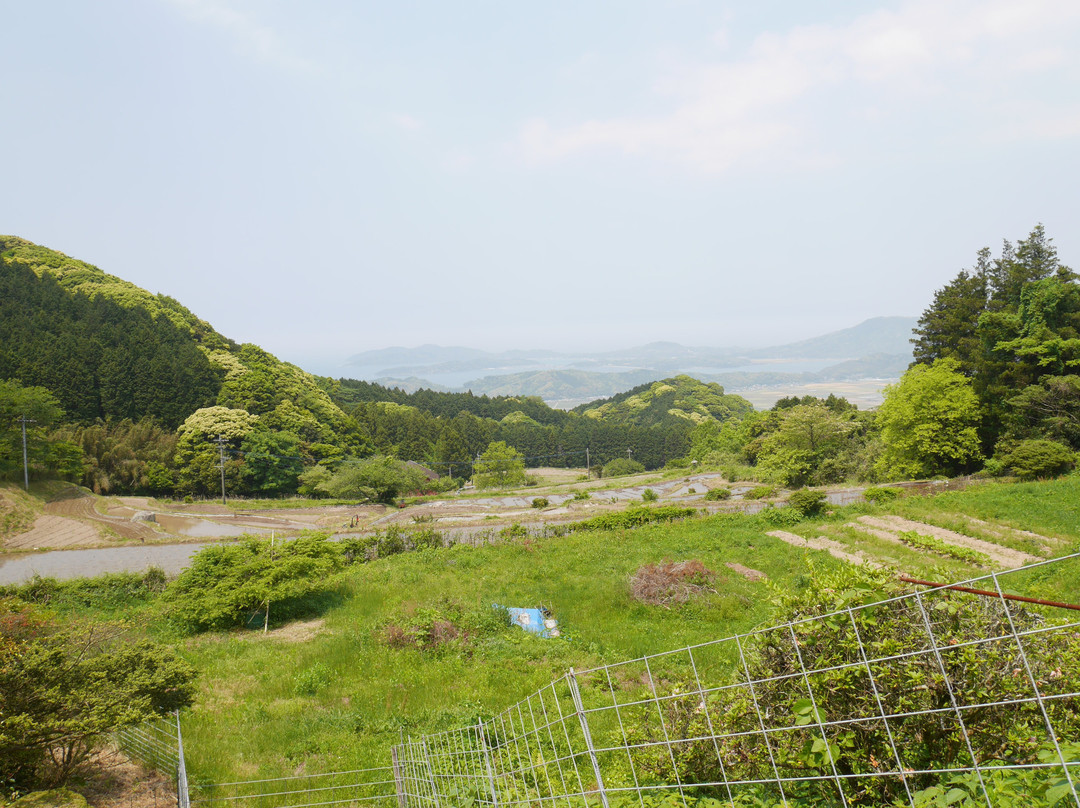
[531,497,549,509]
[704,487,731,501]
[743,484,777,500]
[641,488,659,502]
[379,601,510,653]
[572,490,591,501]
[758,505,804,527]
[863,485,900,504]
[563,506,698,534]
[786,488,827,517]
[294,663,332,696]
[601,458,645,478]
[162,534,343,633]
[1001,439,1076,480]
[621,563,1080,806]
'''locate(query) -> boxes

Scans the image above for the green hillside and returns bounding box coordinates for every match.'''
[576,375,754,426]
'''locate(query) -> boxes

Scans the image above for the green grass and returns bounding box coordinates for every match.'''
[176,517,822,783]
[11,475,1080,787]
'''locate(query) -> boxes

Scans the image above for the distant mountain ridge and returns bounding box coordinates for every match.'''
[347,317,916,376]
[343,317,918,406]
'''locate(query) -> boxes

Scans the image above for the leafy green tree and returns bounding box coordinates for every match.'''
[756,404,857,487]
[297,465,333,498]
[0,599,197,790]
[1006,375,1080,449]
[173,406,259,496]
[319,456,428,503]
[0,380,68,482]
[240,430,303,496]
[600,457,645,478]
[162,534,343,632]
[472,441,527,488]
[876,359,983,479]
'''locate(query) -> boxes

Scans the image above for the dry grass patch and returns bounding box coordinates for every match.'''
[630,560,719,607]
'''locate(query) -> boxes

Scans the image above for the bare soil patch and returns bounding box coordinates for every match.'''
[46,495,157,543]
[725,562,767,581]
[261,618,327,643]
[854,515,1038,569]
[5,515,104,550]
[766,530,882,569]
[75,748,175,808]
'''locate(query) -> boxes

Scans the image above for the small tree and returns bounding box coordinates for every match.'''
[472,441,526,489]
[876,359,983,479]
[0,599,197,790]
[601,457,645,478]
[318,456,428,504]
[162,534,343,633]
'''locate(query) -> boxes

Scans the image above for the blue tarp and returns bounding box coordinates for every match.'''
[498,605,560,638]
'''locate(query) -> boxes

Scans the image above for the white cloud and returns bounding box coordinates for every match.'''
[166,0,318,75]
[516,0,1080,173]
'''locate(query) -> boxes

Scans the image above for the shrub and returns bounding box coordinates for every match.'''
[786,488,827,517]
[1001,439,1076,480]
[743,484,777,500]
[379,601,510,653]
[621,563,1080,806]
[758,505,804,527]
[863,485,900,504]
[704,487,731,501]
[563,506,698,534]
[294,663,332,696]
[572,490,591,501]
[641,488,659,502]
[162,534,343,633]
[531,497,549,509]
[630,560,716,607]
[601,458,645,478]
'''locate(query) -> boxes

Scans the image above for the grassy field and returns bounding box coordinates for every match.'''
[170,478,1080,783]
[8,475,1080,789]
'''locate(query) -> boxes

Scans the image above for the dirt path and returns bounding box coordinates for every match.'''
[851,515,1039,569]
[766,530,883,569]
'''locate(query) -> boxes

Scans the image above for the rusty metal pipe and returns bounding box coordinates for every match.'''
[899,575,1080,612]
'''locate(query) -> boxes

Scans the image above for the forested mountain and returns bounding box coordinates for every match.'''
[0,238,224,427]
[575,376,755,427]
[1,237,747,496]
[3,226,1073,499]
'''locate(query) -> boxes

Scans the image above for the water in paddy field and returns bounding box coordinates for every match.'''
[0,542,207,585]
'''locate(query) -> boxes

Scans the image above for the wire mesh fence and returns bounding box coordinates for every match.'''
[189,767,399,808]
[394,555,1080,808]
[116,713,182,784]
[116,556,1080,808]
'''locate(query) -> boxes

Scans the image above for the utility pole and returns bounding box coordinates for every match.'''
[214,435,228,505]
[626,448,633,461]
[585,447,590,477]
[17,416,36,490]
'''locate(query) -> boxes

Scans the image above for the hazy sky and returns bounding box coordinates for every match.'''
[3,1,1078,375]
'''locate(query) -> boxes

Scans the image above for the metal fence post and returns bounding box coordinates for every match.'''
[422,738,440,808]
[476,722,500,808]
[392,746,408,808]
[175,711,190,808]
[567,669,610,808]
